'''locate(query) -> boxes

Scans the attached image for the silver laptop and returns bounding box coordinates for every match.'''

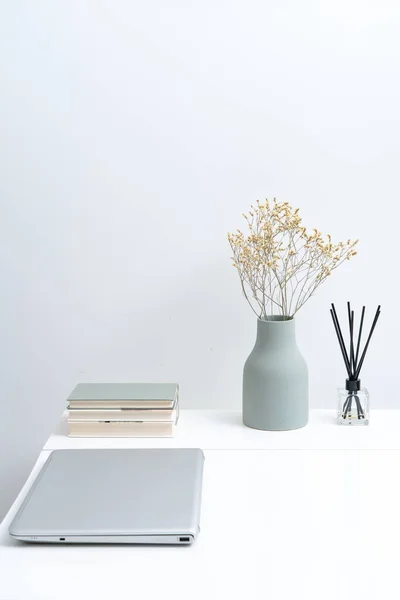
[9,448,204,544]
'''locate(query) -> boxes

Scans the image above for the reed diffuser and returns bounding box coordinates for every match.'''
[330,302,381,425]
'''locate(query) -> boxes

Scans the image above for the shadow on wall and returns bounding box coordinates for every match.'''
[0,380,75,522]
[0,415,48,522]
[81,258,254,409]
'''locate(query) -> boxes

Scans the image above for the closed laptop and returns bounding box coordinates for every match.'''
[9,448,204,544]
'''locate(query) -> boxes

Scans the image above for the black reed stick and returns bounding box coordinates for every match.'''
[330,306,351,376]
[354,305,365,369]
[330,309,348,373]
[354,306,381,380]
[330,308,345,360]
[355,395,364,419]
[342,395,350,416]
[347,302,352,371]
[330,312,351,377]
[349,305,355,375]
[346,394,353,418]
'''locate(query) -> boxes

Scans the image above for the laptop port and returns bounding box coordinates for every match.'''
[179,537,190,542]
[59,538,65,541]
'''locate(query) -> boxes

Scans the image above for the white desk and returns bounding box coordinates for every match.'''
[1,410,400,600]
[44,409,400,450]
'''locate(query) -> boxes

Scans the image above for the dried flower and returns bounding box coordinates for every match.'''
[228,199,358,319]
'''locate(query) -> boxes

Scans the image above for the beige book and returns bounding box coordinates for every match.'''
[68,408,178,422]
[68,420,176,438]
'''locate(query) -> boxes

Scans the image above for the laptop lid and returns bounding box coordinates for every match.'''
[9,448,204,544]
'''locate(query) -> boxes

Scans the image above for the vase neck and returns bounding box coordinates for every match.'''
[255,317,297,349]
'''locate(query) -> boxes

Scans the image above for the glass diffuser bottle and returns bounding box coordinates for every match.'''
[330,302,381,427]
[337,379,369,425]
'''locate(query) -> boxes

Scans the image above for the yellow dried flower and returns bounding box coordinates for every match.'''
[228,198,359,318]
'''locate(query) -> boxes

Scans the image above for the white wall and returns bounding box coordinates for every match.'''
[1,0,399,519]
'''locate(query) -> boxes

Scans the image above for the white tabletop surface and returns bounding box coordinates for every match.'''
[2,410,400,600]
[46,409,400,450]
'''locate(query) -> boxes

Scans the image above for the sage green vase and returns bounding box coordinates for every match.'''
[243,316,309,431]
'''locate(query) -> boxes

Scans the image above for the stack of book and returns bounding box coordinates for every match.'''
[67,383,179,438]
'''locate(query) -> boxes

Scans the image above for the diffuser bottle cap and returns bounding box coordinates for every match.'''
[346,378,361,392]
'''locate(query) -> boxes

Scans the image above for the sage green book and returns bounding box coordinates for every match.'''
[67,383,179,409]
